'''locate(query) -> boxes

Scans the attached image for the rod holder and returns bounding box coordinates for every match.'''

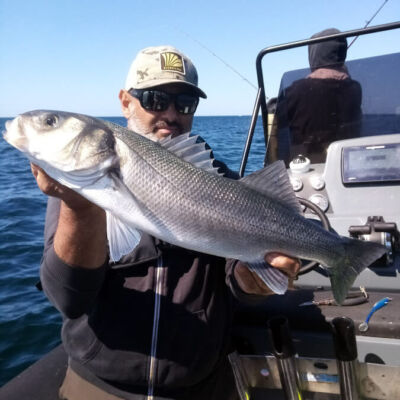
[331,317,360,400]
[267,316,303,400]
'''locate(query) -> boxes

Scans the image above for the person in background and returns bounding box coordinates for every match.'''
[275,28,362,164]
[31,45,300,400]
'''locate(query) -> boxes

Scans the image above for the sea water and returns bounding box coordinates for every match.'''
[0,115,265,386]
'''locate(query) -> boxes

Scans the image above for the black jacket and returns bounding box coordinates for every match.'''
[39,162,255,400]
[277,77,362,164]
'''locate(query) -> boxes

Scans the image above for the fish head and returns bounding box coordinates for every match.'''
[3,110,117,171]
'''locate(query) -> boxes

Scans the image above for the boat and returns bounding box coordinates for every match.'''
[1,21,400,400]
[231,21,400,399]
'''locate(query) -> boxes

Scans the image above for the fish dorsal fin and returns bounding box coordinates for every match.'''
[159,132,195,152]
[106,211,142,262]
[240,161,301,213]
[159,133,220,175]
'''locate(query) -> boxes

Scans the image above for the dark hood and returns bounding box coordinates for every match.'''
[308,28,347,71]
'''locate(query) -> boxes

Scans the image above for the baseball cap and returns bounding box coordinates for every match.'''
[125,45,207,98]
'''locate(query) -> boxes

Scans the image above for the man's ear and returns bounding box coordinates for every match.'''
[119,90,133,119]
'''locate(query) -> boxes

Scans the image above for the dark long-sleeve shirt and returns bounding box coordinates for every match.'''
[277,77,362,164]
[39,160,259,400]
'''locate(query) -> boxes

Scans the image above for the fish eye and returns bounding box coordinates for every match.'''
[45,114,58,127]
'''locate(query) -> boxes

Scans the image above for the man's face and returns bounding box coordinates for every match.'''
[120,84,196,141]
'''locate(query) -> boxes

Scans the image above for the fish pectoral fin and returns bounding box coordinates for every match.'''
[247,261,288,294]
[240,161,301,213]
[106,211,142,262]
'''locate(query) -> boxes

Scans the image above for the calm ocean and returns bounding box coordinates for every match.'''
[0,115,265,386]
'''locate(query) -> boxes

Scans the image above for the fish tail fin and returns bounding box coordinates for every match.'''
[247,262,289,294]
[330,238,386,304]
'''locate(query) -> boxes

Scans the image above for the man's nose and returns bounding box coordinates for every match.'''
[161,102,179,122]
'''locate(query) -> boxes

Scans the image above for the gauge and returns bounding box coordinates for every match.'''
[309,174,325,190]
[290,176,303,192]
[308,194,329,212]
[289,154,311,174]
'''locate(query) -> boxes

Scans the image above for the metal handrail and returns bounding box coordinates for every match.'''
[239,21,400,177]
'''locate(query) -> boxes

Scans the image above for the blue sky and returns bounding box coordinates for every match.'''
[1,0,399,117]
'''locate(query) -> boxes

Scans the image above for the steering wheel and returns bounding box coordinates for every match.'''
[297,197,331,275]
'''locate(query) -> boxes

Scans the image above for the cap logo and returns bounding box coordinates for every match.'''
[160,52,185,74]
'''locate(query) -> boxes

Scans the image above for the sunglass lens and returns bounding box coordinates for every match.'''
[137,90,199,114]
[142,91,170,112]
[175,95,199,114]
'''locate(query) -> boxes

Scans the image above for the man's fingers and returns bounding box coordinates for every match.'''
[264,252,300,278]
[234,263,275,295]
[30,163,39,178]
[31,163,60,196]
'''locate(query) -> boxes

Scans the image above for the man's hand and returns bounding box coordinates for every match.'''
[31,163,107,268]
[234,252,300,295]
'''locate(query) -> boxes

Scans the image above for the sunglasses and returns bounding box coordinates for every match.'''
[129,89,199,115]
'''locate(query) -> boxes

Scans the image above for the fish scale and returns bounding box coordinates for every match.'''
[111,122,358,264]
[3,110,387,303]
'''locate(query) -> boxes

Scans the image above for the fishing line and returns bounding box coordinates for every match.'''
[347,0,390,49]
[176,27,257,90]
[177,1,389,88]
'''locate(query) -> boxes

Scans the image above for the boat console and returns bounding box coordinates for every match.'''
[291,134,400,291]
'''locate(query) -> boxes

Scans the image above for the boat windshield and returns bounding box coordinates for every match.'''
[268,52,400,165]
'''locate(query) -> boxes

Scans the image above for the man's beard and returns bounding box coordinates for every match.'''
[127,114,159,142]
[127,108,183,142]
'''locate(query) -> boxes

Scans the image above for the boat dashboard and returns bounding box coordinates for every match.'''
[291,134,400,292]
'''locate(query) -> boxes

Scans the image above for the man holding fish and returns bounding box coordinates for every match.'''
[28,46,302,399]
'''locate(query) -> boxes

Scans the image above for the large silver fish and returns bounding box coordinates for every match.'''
[3,110,386,303]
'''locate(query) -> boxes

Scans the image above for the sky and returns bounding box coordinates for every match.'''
[1,0,399,117]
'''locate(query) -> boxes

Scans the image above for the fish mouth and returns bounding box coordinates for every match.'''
[2,119,13,142]
[3,119,13,139]
[3,116,27,150]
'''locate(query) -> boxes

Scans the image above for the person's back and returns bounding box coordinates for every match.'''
[276,28,362,164]
[285,75,362,162]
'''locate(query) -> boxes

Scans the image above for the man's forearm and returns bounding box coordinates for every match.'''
[54,201,107,269]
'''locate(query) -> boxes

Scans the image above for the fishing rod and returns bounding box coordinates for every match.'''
[348,0,390,49]
[176,27,257,90]
[178,1,390,88]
